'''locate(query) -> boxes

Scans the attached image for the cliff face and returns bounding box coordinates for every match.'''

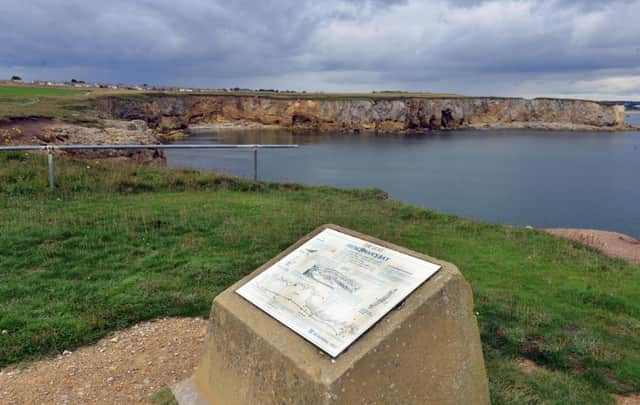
[96,95,626,133]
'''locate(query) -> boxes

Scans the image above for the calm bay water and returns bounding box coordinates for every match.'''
[166,122,640,238]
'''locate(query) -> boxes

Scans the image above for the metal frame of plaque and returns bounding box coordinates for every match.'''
[236,227,441,358]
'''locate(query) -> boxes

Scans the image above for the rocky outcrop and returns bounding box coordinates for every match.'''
[96,95,627,133]
[43,120,165,162]
[1,117,165,162]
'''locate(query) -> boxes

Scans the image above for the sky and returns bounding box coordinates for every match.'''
[1,0,639,100]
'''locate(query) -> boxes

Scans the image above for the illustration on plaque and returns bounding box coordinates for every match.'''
[303,264,361,293]
[236,228,441,357]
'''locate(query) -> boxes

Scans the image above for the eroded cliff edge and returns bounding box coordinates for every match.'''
[96,95,627,134]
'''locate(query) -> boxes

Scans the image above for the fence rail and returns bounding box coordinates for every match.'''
[0,144,299,189]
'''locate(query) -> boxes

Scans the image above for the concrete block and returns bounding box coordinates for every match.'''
[176,225,489,405]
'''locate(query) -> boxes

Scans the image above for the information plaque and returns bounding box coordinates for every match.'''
[236,228,441,357]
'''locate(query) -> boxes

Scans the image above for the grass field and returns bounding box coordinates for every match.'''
[0,85,96,122]
[0,85,86,98]
[0,154,639,404]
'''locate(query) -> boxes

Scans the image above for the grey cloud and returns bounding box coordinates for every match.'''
[1,0,639,98]
[447,0,635,10]
[344,0,409,7]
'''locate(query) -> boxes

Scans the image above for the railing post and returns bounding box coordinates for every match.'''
[253,148,258,181]
[47,147,55,190]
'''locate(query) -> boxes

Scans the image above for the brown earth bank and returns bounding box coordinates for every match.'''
[96,95,629,134]
[0,118,164,162]
[545,228,640,265]
[0,318,207,405]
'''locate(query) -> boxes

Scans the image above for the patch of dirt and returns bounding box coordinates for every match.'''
[615,393,640,405]
[0,117,56,143]
[545,228,640,265]
[0,317,207,404]
[517,358,543,374]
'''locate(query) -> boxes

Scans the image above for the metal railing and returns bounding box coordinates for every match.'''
[0,144,299,189]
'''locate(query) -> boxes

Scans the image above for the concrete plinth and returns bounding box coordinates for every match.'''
[174,225,489,405]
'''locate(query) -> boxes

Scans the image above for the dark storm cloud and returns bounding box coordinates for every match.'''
[1,0,639,98]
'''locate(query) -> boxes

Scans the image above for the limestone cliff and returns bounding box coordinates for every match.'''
[96,95,626,133]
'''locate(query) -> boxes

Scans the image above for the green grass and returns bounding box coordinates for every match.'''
[0,85,95,122]
[0,154,639,404]
[0,85,86,98]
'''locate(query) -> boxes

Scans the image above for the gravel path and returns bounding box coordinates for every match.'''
[0,317,207,404]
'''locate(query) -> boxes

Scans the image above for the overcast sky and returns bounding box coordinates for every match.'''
[1,0,639,99]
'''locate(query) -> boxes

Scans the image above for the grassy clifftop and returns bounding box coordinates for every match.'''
[0,84,466,121]
[0,85,94,122]
[0,153,638,403]
[1,85,615,133]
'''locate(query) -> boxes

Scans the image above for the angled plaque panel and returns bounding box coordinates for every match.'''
[236,228,441,357]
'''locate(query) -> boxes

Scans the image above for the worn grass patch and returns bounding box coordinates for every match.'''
[0,154,639,404]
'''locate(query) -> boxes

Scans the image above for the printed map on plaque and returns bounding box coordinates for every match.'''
[236,228,441,357]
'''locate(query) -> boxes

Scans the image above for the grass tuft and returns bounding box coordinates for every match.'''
[149,387,178,405]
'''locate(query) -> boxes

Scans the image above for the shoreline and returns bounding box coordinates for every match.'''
[3,116,638,144]
[185,120,640,134]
